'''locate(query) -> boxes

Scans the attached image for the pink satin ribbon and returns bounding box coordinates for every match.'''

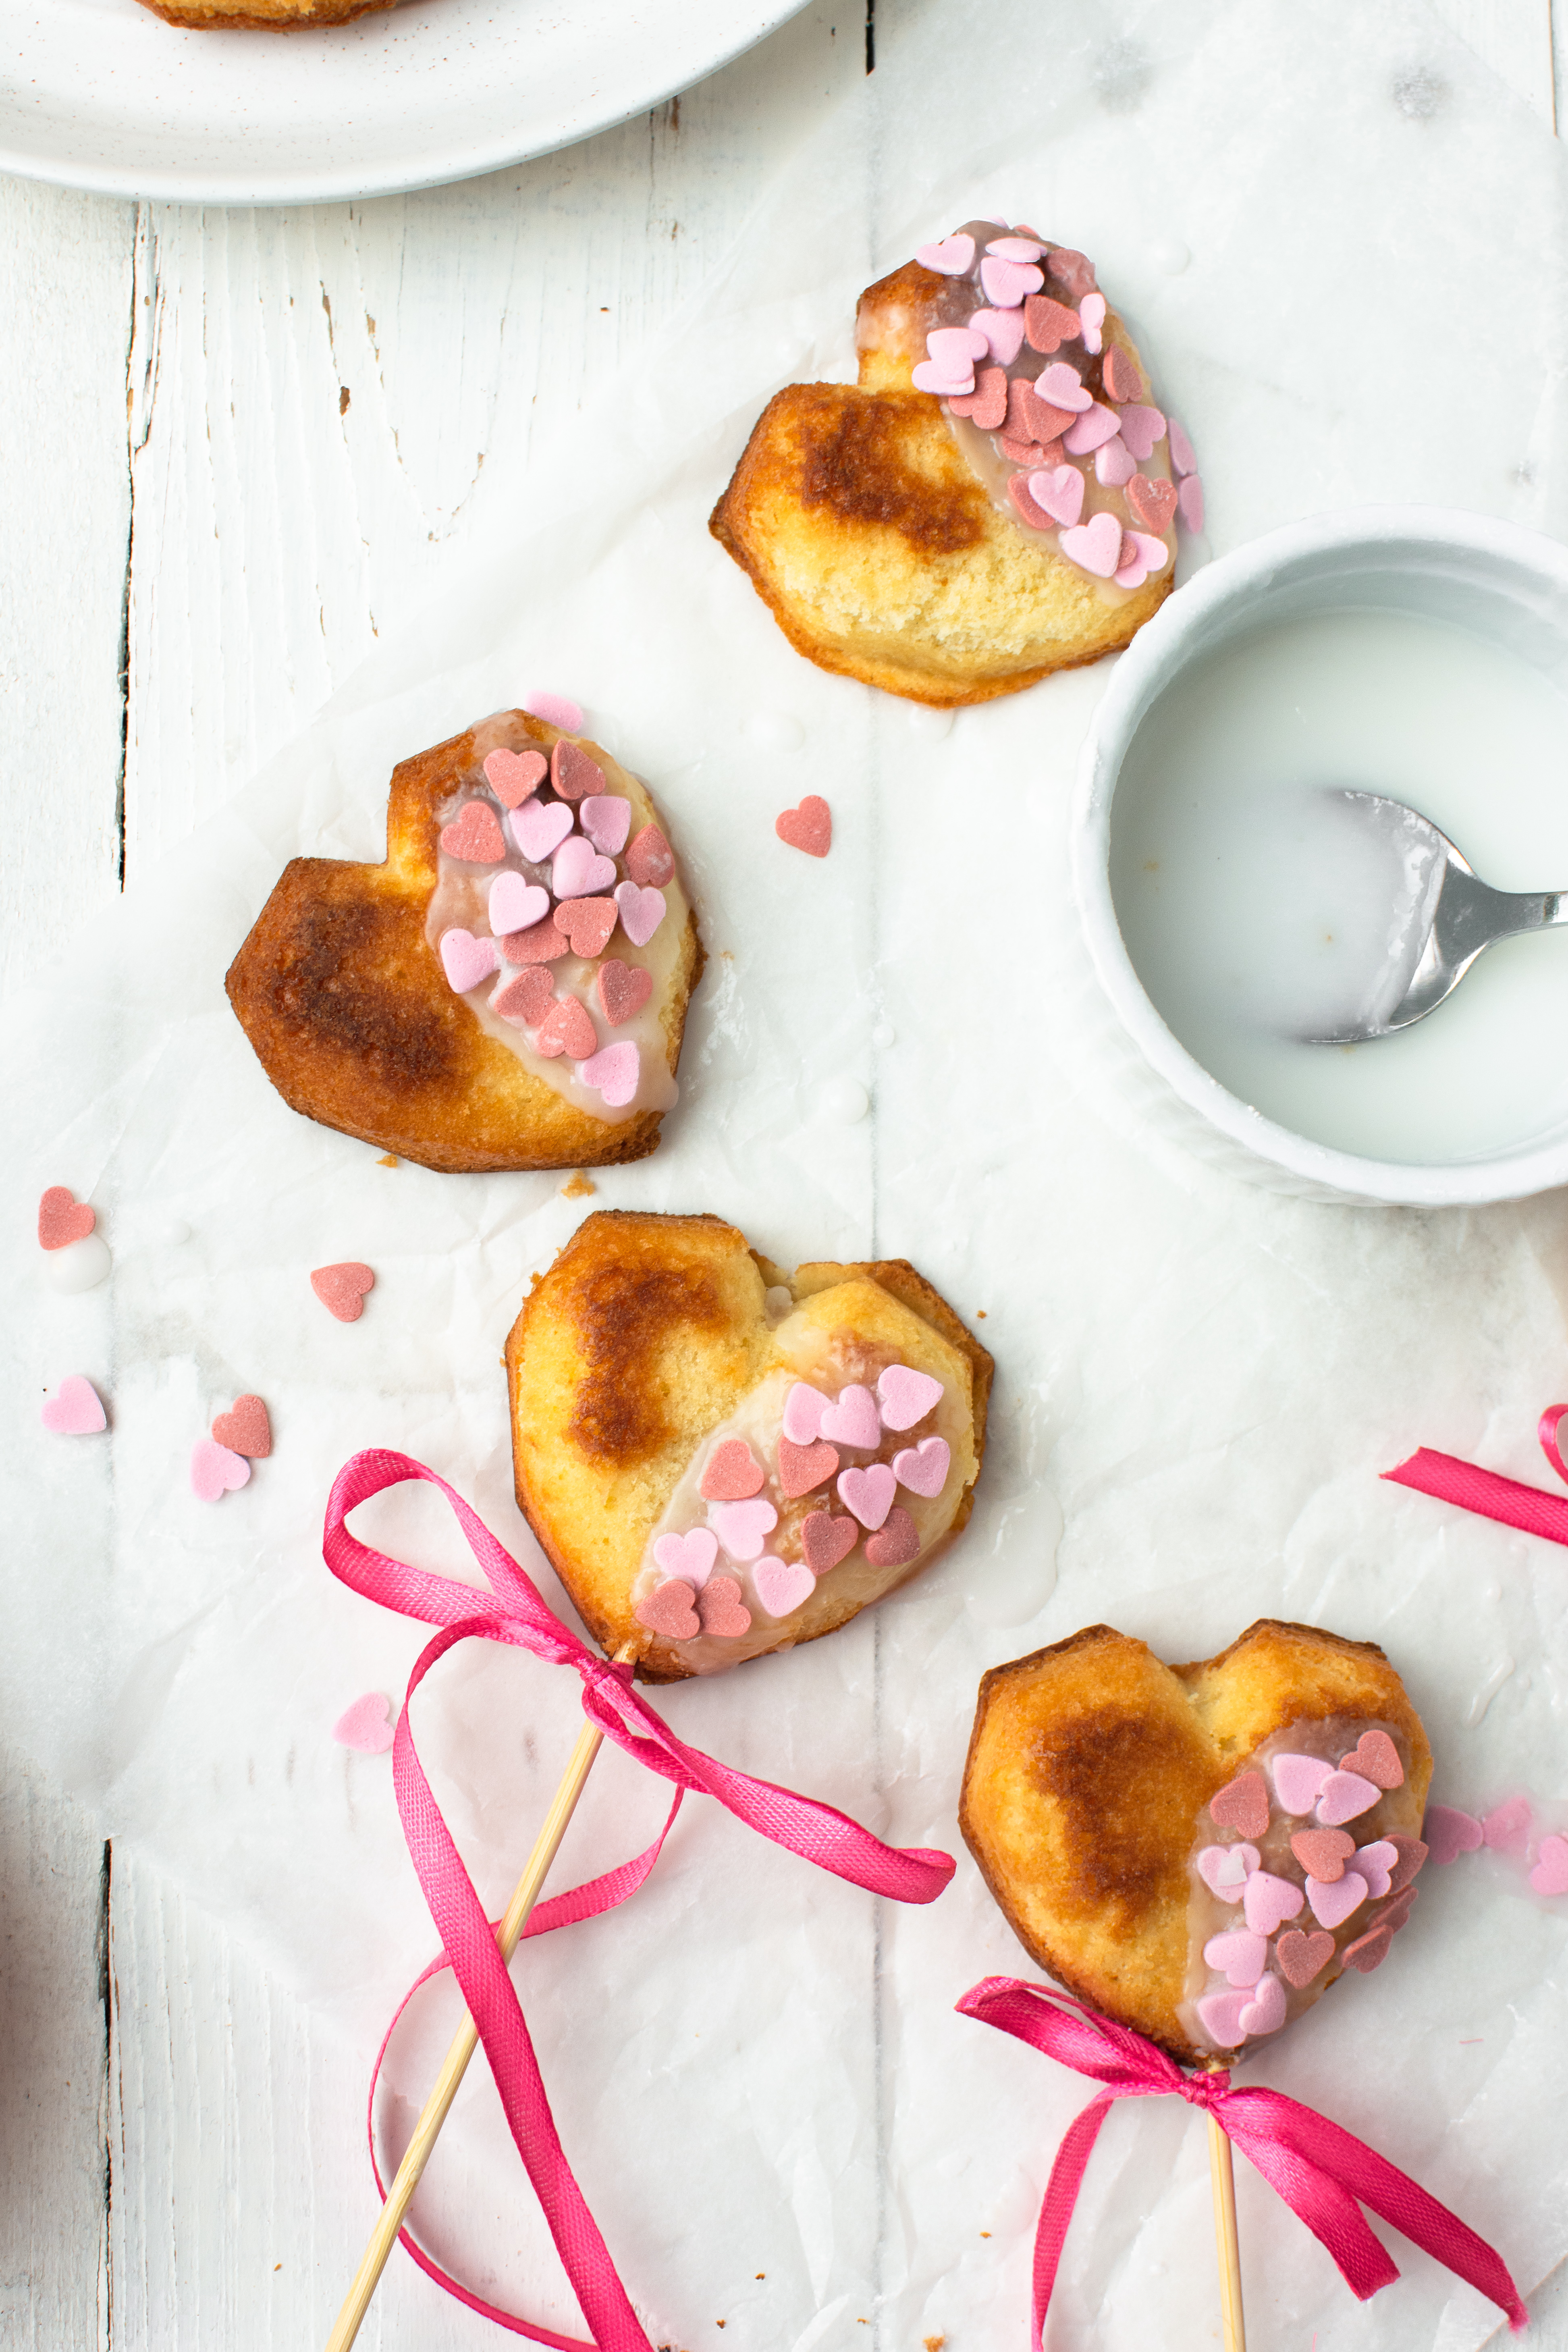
[1385,1404,1568,1545]
[957,1979,1526,2337]
[324,1448,956,2348]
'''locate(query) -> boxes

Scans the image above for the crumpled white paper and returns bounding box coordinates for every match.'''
[4,1,1568,2343]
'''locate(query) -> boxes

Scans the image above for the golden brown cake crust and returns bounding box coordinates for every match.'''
[959,1620,1433,2064]
[708,255,1173,707]
[506,1211,992,1680]
[224,713,702,1174]
[136,0,395,23]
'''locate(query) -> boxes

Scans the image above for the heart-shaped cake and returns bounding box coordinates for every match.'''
[710,221,1198,706]
[226,711,702,1173]
[506,1211,992,1680]
[961,1621,1433,2065]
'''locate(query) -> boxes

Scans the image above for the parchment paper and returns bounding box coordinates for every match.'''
[4,2,1568,2343]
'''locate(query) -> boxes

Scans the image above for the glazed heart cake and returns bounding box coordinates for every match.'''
[226,710,702,1173]
[505,1211,992,1681]
[961,1621,1433,2065]
[710,220,1201,706]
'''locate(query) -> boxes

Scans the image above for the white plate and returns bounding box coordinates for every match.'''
[0,0,812,206]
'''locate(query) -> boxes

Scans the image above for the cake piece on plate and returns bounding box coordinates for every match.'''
[136,0,396,23]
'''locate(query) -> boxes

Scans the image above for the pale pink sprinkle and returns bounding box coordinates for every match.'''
[1077,291,1107,354]
[523,692,584,732]
[1095,435,1136,486]
[986,236,1044,262]
[926,326,989,370]
[970,307,1026,366]
[1113,531,1172,591]
[1178,473,1205,532]
[1057,511,1123,579]
[1036,361,1092,412]
[979,254,1043,308]
[912,361,973,397]
[1168,418,1198,476]
[1482,1796,1532,1853]
[914,233,976,275]
[579,1041,639,1107]
[1117,403,1167,462]
[1529,1834,1568,1897]
[1063,403,1121,456]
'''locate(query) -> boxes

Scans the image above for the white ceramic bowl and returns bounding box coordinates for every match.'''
[1072,507,1568,1207]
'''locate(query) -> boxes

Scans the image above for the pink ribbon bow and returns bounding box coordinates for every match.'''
[324,1449,955,2348]
[956,1978,1526,2337]
[1385,1403,1568,1546]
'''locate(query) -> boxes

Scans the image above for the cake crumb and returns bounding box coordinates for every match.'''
[980,2228,991,2236]
[561,1172,596,1198]
[925,2336,946,2350]
[976,1308,987,1318]
[377,1153,399,1168]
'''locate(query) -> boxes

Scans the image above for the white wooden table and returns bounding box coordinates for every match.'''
[1,2,1564,2342]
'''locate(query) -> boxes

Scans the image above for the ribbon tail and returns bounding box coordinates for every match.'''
[1032,2091,1116,2344]
[1383,1446,1568,1546]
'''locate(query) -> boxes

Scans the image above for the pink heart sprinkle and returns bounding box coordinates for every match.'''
[970,307,1026,365]
[949,366,1008,432]
[753,1556,816,1620]
[551,740,605,802]
[1307,1870,1369,1929]
[191,1436,251,1501]
[1289,1828,1354,1883]
[837,1462,895,1531]
[1113,531,1172,592]
[1341,1924,1393,1975]
[802,1511,859,1575]
[500,915,571,966]
[778,1437,839,1499]
[1117,403,1167,462]
[1167,418,1197,476]
[1195,1989,1250,2048]
[914,233,975,275]
[211,1394,271,1458]
[979,254,1042,308]
[1057,511,1123,578]
[1047,247,1097,301]
[1095,436,1136,487]
[1380,1885,1419,1934]
[482,747,547,808]
[523,691,584,732]
[892,1436,950,1497]
[635,1579,700,1639]
[596,958,653,1027]
[700,1438,765,1501]
[1023,294,1080,354]
[1126,474,1179,534]
[489,872,550,938]
[1423,1805,1483,1865]
[1354,1841,1398,1899]
[37,1186,96,1250]
[1063,403,1121,456]
[1238,1973,1286,2037]
[876,1364,943,1429]
[1339,1729,1404,1790]
[311,1261,375,1322]
[912,361,974,397]
[40,1374,106,1435]
[1482,1796,1532,1853]
[927,326,989,372]
[821,1384,882,1449]
[1196,1842,1258,1898]
[986,235,1043,262]
[1025,464,1084,528]
[709,1498,778,1562]
[1271,1753,1332,1816]
[492,966,556,1028]
[1077,291,1107,354]
[1275,1928,1335,1988]
[1316,1771,1380,1827]
[439,798,506,864]
[332,1692,396,1753]
[553,836,617,899]
[580,794,631,854]
[1387,1835,1428,1892]
[1036,361,1092,412]
[863,1506,920,1568]
[1101,345,1142,404]
[553,897,619,958]
[653,1528,718,1588]
[783,1383,830,1444]
[1006,474,1050,529]
[1529,1833,1568,1897]
[510,798,575,863]
[1242,1870,1303,1936]
[1203,1929,1267,1987]
[1178,474,1205,532]
[615,882,666,947]
[581,1041,640,1107]
[536,996,598,1062]
[1209,1773,1269,1839]
[696,1576,751,1639]
[626,824,675,889]
[776,796,832,858]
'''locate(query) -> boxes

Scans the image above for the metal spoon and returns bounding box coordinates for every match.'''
[1308,790,1568,1044]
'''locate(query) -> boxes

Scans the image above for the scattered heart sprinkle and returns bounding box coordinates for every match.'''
[38,1186,96,1251]
[41,1375,107,1436]
[523,692,584,732]
[438,799,506,864]
[775,796,832,858]
[482,747,547,808]
[191,1436,251,1502]
[211,1394,271,1458]
[312,1262,375,1322]
[333,1692,397,1753]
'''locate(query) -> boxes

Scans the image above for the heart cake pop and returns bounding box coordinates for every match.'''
[226,711,702,1172]
[710,221,1199,706]
[506,1210,991,1680]
[960,1620,1432,2065]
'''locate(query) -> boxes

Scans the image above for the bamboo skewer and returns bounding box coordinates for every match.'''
[325,1646,636,2352]
[1207,2106,1248,2352]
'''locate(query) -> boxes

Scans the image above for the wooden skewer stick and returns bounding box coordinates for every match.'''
[1207,2105,1248,2352]
[325,1646,636,2352]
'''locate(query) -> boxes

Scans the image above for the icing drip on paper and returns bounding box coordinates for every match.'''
[905,220,1200,594]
